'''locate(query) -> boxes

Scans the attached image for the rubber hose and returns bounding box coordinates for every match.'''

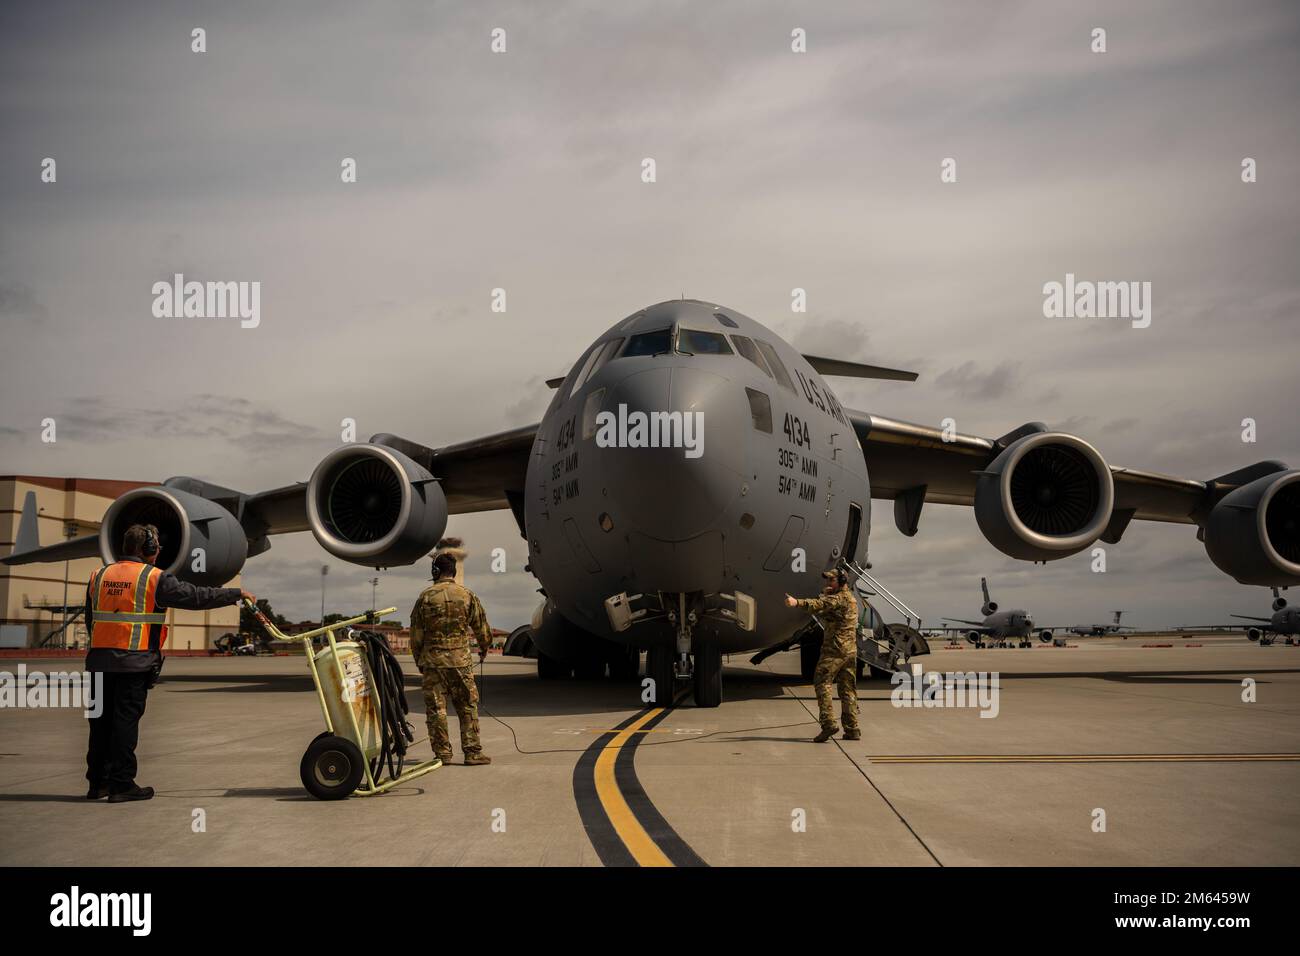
[354,629,414,781]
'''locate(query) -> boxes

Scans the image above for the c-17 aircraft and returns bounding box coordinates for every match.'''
[937,577,1049,648]
[5,299,1300,706]
[1178,588,1299,645]
[1057,610,1133,637]
[1028,609,1137,639]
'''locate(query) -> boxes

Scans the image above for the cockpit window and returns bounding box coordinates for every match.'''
[676,328,734,355]
[570,337,623,397]
[621,328,673,357]
[730,334,772,378]
[755,340,797,392]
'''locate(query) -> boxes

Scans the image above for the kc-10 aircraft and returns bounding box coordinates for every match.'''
[1178,588,1299,645]
[6,299,1300,706]
[937,577,1047,648]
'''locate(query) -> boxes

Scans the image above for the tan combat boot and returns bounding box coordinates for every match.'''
[464,753,492,766]
[813,723,840,743]
[842,728,861,741]
[435,752,453,765]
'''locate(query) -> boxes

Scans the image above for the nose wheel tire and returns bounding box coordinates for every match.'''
[693,644,722,708]
[645,645,676,705]
[300,734,365,800]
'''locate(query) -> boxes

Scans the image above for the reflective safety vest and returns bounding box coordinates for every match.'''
[88,561,168,652]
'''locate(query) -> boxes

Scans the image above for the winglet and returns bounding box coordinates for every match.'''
[12,491,39,556]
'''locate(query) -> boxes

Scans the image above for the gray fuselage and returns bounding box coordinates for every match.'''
[523,299,868,655]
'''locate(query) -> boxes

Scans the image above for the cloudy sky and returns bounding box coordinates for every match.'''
[2,0,1297,629]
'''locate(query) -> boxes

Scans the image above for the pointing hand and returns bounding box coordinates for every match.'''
[784,594,798,608]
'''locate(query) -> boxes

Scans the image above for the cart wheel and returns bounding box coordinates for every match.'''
[300,734,364,800]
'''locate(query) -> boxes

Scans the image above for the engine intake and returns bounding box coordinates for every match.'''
[975,432,1114,561]
[99,487,248,587]
[1204,471,1300,586]
[307,444,447,567]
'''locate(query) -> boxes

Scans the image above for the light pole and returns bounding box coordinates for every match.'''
[369,577,379,613]
[320,564,329,624]
[60,521,79,648]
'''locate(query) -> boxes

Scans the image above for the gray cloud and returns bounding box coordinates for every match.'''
[935,360,1023,400]
[1,0,1297,628]
[0,280,47,323]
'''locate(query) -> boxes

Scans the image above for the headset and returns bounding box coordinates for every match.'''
[142,526,160,557]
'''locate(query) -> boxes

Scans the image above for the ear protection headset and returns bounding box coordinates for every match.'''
[142,527,160,556]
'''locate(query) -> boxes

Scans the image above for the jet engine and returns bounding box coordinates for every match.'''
[1247,628,1263,642]
[99,486,248,587]
[1038,629,1054,642]
[966,631,981,644]
[1274,595,1289,612]
[1203,471,1300,586]
[982,600,998,615]
[307,444,447,567]
[975,432,1114,561]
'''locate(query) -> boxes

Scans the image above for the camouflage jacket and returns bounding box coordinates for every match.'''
[797,586,859,658]
[409,580,492,669]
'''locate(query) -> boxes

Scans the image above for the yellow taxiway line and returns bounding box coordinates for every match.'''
[593,707,674,867]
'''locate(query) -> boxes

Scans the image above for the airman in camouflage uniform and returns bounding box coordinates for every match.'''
[786,568,860,742]
[410,553,493,766]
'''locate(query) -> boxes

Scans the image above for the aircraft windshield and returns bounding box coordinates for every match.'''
[622,328,673,357]
[676,328,733,355]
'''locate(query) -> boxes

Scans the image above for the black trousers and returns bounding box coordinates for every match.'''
[85,671,151,793]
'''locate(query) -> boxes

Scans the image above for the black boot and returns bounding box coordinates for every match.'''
[108,785,154,803]
[813,723,840,743]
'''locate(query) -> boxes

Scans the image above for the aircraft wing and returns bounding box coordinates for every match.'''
[1230,614,1273,623]
[2,533,103,565]
[2,424,541,571]
[941,618,986,627]
[848,411,1277,532]
[374,423,538,515]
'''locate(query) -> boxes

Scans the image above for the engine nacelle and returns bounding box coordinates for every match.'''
[975,432,1114,561]
[307,444,447,567]
[1247,628,1262,642]
[99,486,248,587]
[1204,471,1300,586]
[1274,596,1289,612]
[966,631,981,644]
[982,601,998,615]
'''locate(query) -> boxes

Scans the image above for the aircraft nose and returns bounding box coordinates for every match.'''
[598,365,747,542]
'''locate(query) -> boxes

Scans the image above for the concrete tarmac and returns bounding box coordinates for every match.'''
[1,636,1297,866]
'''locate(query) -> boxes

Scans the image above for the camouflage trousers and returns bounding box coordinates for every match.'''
[813,651,858,732]
[420,664,482,758]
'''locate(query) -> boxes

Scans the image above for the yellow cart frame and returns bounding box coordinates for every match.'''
[244,599,441,797]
